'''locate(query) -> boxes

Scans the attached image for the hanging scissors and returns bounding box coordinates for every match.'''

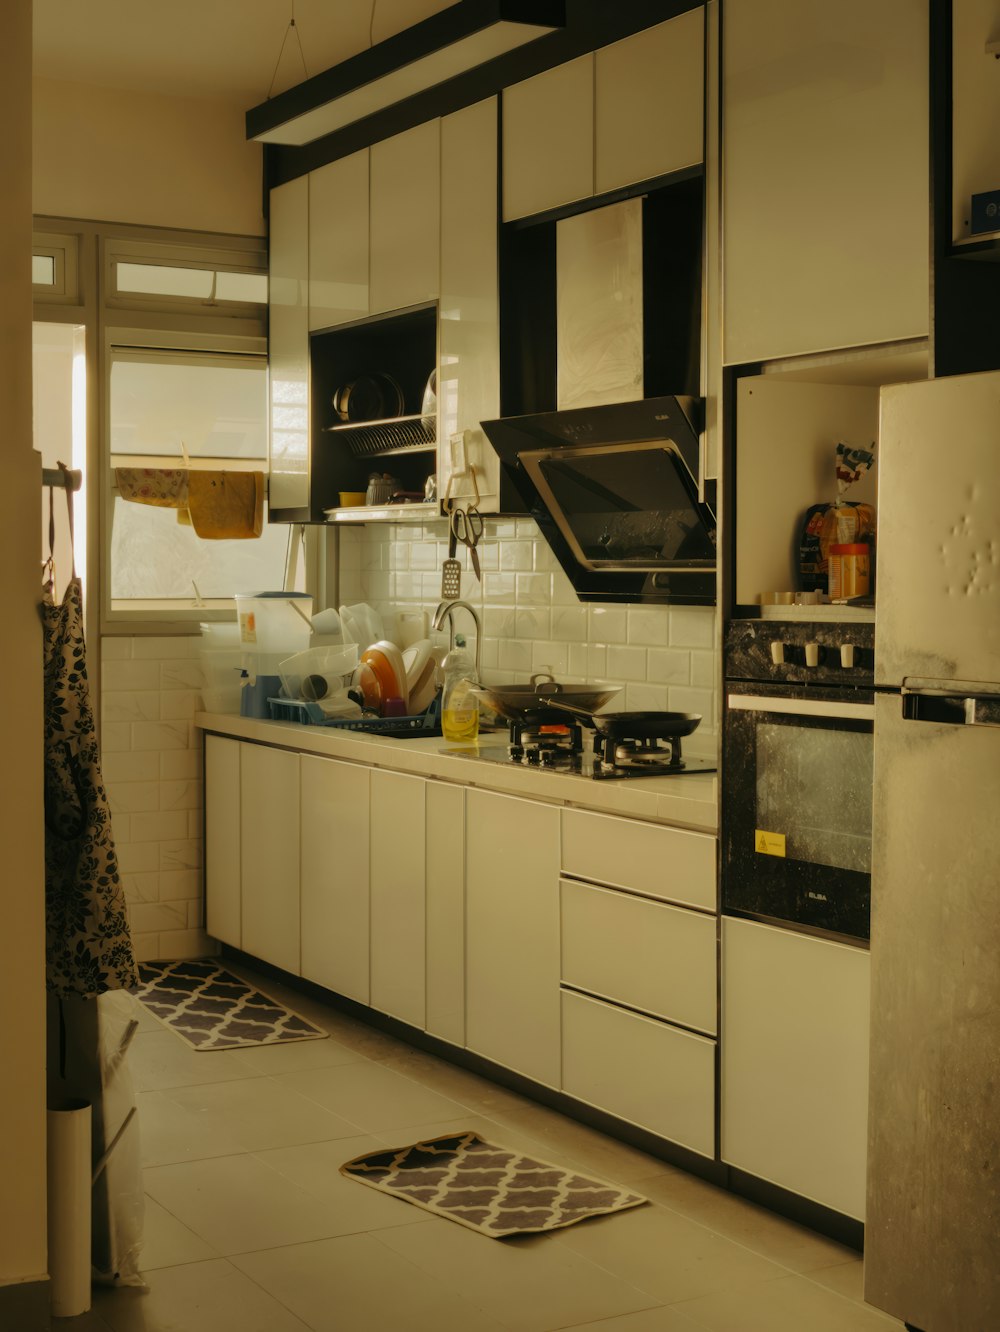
[450,503,484,580]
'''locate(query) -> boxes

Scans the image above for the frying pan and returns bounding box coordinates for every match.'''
[473,681,620,724]
[543,697,702,741]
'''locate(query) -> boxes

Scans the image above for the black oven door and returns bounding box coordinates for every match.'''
[723,683,874,942]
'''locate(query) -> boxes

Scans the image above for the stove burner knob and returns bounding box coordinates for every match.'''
[525,747,540,765]
[540,749,557,767]
[770,641,786,666]
[805,642,821,668]
[840,643,856,668]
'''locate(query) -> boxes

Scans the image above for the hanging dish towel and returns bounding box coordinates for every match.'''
[41,480,137,998]
[187,469,264,539]
[114,466,189,507]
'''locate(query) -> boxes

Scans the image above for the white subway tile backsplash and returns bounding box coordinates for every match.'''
[131,636,201,660]
[159,780,202,812]
[624,682,670,712]
[550,573,579,606]
[498,638,533,673]
[101,638,132,660]
[107,782,160,815]
[690,650,717,690]
[532,641,569,676]
[159,839,203,872]
[121,872,161,905]
[160,750,200,781]
[187,899,205,929]
[514,608,550,640]
[499,542,533,572]
[103,691,161,723]
[669,685,715,728]
[117,843,159,875]
[647,648,691,685]
[132,720,191,751]
[130,811,190,844]
[158,927,217,959]
[103,751,160,783]
[482,607,516,638]
[407,542,438,571]
[187,810,202,839]
[588,607,628,644]
[160,661,204,691]
[551,606,588,642]
[627,608,671,647]
[160,870,201,901]
[132,934,162,963]
[515,573,551,605]
[103,659,161,692]
[101,722,132,753]
[606,644,648,681]
[483,573,516,602]
[669,606,717,649]
[160,691,200,721]
[129,901,189,935]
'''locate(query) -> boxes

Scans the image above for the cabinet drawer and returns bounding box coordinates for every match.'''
[561,879,716,1034]
[561,990,715,1158]
[561,809,716,911]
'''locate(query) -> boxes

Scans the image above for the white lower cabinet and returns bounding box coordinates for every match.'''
[239,744,300,975]
[370,769,426,1027]
[204,735,242,949]
[300,754,371,1004]
[425,781,465,1046]
[721,917,871,1220]
[465,789,561,1087]
[562,990,716,1158]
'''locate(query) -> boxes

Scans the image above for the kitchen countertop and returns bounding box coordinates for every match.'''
[195,712,718,834]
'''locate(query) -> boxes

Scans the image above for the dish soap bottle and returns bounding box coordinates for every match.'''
[440,633,479,743]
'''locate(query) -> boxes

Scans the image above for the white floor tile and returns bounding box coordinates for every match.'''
[163,1073,362,1152]
[227,1032,363,1076]
[252,1134,430,1235]
[230,1231,508,1331]
[143,1153,363,1255]
[674,1272,905,1331]
[139,1194,217,1269]
[129,1029,259,1092]
[136,1089,244,1167]
[275,1059,468,1132]
[376,1215,661,1332]
[92,1258,312,1331]
[560,1308,705,1331]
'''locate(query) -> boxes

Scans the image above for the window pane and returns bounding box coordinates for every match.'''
[110,497,290,600]
[215,271,268,303]
[33,254,56,285]
[110,357,267,458]
[115,262,214,298]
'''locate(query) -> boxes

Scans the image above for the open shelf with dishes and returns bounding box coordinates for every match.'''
[308,302,439,521]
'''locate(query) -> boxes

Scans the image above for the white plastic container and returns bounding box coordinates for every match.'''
[235,591,313,674]
[440,634,479,744]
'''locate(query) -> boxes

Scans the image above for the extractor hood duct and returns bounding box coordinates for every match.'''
[482,396,717,606]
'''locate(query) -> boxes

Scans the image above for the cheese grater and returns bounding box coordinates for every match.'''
[441,521,461,598]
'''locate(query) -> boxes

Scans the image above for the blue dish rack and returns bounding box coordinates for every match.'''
[267,694,442,738]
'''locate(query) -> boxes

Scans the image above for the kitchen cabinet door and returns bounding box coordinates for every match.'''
[562,990,716,1158]
[465,789,560,1086]
[439,96,501,510]
[370,121,440,315]
[722,0,928,364]
[594,10,704,196]
[300,754,371,1004]
[204,735,241,948]
[502,55,594,222]
[561,808,717,912]
[721,917,870,1220]
[425,781,465,1046]
[370,769,425,1028]
[239,744,301,975]
[308,149,369,332]
[268,176,310,513]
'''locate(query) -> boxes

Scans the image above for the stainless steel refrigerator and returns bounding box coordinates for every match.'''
[865,370,1000,1331]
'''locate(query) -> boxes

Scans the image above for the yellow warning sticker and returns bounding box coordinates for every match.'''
[755,830,786,857]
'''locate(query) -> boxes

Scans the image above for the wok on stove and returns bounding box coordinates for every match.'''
[473,677,620,724]
[543,697,702,741]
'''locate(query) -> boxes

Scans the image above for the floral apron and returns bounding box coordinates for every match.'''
[41,474,137,997]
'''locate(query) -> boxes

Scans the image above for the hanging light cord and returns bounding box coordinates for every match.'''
[267,2,309,99]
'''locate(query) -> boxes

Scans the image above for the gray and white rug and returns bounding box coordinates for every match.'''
[341,1131,647,1238]
[135,960,328,1050]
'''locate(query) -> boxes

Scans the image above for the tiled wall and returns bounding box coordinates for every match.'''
[100,635,213,963]
[338,516,719,757]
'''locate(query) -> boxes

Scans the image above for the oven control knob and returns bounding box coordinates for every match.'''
[840,643,856,668]
[770,641,786,666]
[805,642,821,668]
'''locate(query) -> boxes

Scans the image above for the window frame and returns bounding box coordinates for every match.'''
[32,230,80,304]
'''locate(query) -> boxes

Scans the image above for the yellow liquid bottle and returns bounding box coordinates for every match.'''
[440,636,479,744]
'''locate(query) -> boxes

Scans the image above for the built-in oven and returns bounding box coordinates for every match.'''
[722,619,875,943]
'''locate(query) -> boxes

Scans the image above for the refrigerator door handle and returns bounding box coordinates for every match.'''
[901,690,1000,728]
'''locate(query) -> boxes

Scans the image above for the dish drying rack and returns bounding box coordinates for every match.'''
[267,695,441,738]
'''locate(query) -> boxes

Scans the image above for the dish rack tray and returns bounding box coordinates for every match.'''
[268,695,441,738]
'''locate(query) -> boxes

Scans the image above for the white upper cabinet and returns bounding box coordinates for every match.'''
[595,9,705,196]
[268,176,310,512]
[308,149,369,332]
[503,55,595,221]
[370,120,441,314]
[723,0,929,364]
[439,97,501,507]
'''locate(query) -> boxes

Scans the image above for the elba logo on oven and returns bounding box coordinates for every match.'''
[755,830,786,857]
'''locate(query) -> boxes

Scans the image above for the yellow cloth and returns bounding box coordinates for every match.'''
[186,471,264,540]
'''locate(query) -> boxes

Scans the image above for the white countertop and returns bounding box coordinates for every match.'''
[195,712,718,834]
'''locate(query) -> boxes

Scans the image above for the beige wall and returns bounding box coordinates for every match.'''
[33,76,263,236]
[1,0,49,1288]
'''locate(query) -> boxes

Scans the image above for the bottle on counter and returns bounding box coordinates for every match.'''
[440,633,479,744]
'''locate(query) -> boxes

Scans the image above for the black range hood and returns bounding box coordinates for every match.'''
[482,396,716,606]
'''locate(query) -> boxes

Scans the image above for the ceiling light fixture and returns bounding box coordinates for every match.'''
[246,0,566,147]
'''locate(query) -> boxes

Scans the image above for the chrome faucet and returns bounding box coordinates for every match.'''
[432,599,482,677]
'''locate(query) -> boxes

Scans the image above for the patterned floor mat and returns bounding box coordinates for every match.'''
[340,1131,647,1238]
[134,960,328,1050]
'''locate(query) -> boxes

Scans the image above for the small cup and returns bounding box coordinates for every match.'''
[338,491,366,508]
[382,696,406,717]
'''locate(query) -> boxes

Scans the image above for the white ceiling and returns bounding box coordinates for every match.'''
[32,0,455,107]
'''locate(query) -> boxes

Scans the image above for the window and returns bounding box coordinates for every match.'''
[107,344,294,618]
[104,238,267,316]
[32,231,80,303]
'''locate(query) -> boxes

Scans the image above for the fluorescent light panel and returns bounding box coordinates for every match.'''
[251,19,559,146]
